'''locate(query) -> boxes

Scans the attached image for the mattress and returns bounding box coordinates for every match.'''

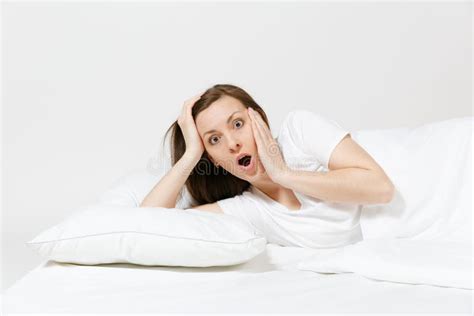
[3,243,472,314]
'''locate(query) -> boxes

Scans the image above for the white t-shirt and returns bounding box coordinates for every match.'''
[216,109,363,249]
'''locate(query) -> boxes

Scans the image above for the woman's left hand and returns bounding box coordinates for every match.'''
[248,107,290,184]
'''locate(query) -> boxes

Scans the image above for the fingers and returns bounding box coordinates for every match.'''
[187,93,202,117]
[249,109,264,148]
[183,95,199,113]
[180,92,204,121]
[185,93,203,107]
[248,109,272,178]
[248,108,272,142]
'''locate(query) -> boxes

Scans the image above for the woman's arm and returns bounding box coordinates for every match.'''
[141,93,205,208]
[277,168,394,205]
[276,135,395,205]
[140,153,200,208]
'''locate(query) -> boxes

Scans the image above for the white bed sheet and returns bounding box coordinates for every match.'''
[3,243,472,314]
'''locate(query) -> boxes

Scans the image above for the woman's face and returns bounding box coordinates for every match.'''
[195,95,262,181]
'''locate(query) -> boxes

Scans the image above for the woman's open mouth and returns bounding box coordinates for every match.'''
[236,154,255,172]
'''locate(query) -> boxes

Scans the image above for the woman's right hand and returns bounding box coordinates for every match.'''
[177,93,205,160]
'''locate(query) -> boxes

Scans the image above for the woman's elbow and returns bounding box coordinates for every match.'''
[381,182,395,204]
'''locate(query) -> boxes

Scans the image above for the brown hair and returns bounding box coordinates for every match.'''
[162,84,271,206]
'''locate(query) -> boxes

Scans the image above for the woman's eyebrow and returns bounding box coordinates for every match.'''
[203,110,242,136]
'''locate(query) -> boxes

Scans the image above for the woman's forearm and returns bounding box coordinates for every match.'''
[139,153,200,208]
[276,167,394,205]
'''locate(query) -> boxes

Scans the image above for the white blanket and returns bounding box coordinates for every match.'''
[298,238,472,290]
[357,116,472,243]
[298,117,473,290]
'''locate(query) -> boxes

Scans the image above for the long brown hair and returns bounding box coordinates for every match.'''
[162,84,270,206]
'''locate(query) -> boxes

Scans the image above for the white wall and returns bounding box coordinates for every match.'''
[2,1,472,292]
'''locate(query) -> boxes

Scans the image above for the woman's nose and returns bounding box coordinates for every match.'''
[227,138,241,151]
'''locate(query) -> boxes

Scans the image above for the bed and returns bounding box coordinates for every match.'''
[3,243,472,314]
[3,116,473,314]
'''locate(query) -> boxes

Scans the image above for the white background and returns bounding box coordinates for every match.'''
[2,0,472,292]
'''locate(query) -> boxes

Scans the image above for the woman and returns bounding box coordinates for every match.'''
[141,84,395,248]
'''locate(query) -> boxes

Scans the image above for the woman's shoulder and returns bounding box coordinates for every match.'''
[279,108,347,139]
[277,109,318,147]
[277,109,348,171]
[278,109,319,137]
[281,109,331,129]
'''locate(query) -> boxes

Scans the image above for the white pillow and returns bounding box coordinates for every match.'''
[26,204,267,267]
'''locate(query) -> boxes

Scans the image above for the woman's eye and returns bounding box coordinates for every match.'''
[234,119,243,128]
[209,136,219,145]
[208,119,244,145]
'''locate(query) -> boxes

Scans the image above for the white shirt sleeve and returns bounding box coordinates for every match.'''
[217,193,250,220]
[216,192,265,234]
[282,110,350,170]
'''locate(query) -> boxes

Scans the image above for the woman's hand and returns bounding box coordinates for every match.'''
[247,107,290,184]
[177,93,205,160]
